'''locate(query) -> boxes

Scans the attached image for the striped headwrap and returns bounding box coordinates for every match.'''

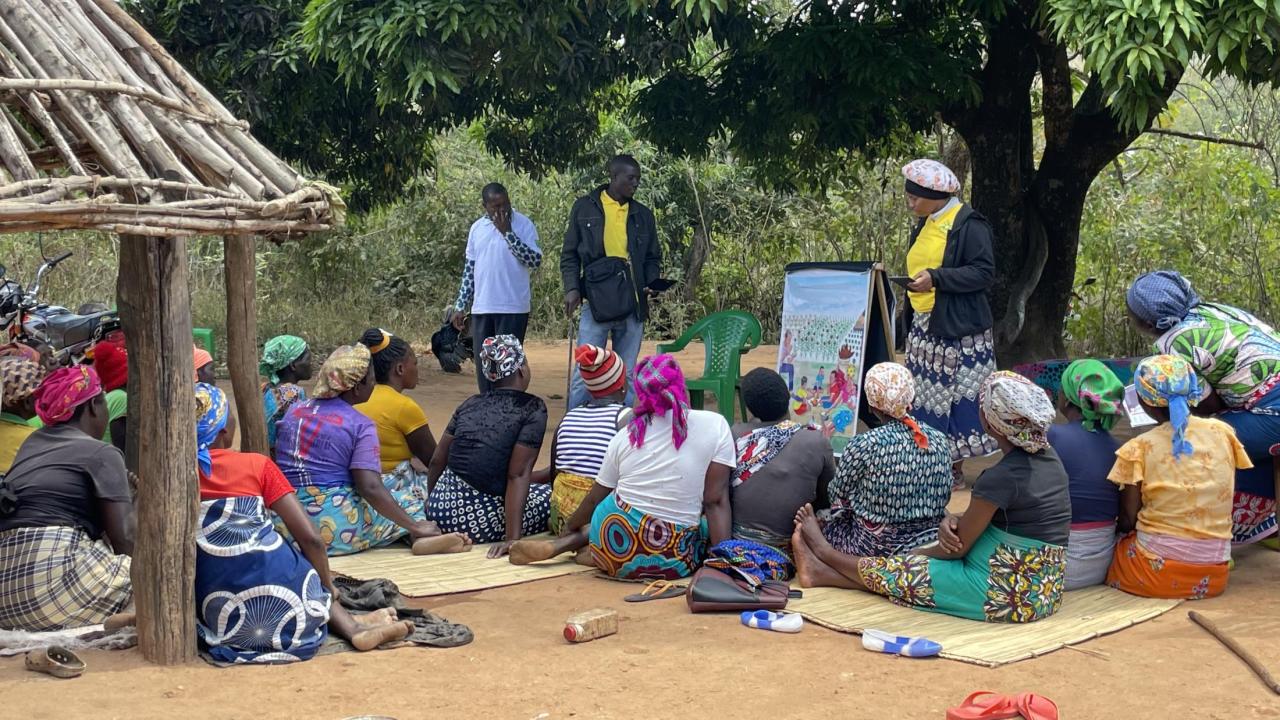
[1134,354,1200,459]
[628,354,690,450]
[575,343,625,398]
[194,382,229,476]
[33,365,102,426]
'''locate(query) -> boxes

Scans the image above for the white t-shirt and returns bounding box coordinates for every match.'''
[466,210,541,315]
[596,409,736,527]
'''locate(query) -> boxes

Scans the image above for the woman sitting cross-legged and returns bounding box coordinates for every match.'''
[1106,355,1252,599]
[261,335,313,456]
[509,354,735,581]
[822,362,952,556]
[427,335,550,558]
[1049,359,1125,590]
[276,344,455,556]
[792,371,1071,624]
[0,366,134,631]
[194,383,413,663]
[355,328,437,498]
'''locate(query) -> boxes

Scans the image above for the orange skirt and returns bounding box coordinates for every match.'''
[1106,534,1228,600]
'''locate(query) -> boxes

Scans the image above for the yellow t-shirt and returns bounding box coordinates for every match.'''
[354,384,430,473]
[0,414,35,474]
[600,190,629,259]
[1108,417,1252,540]
[905,201,963,313]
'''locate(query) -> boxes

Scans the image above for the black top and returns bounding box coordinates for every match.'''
[897,204,996,340]
[0,423,130,539]
[560,184,662,322]
[445,389,548,496]
[971,446,1071,547]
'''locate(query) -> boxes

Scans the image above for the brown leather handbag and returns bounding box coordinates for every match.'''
[685,565,792,613]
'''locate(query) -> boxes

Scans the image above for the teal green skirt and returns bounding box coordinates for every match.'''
[855,524,1066,623]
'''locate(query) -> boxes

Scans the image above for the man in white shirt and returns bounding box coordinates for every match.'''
[449,183,542,392]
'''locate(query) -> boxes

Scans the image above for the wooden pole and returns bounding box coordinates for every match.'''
[224,236,268,455]
[118,235,197,665]
[1189,611,1280,694]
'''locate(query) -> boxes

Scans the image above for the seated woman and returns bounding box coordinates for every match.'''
[27,342,128,454]
[428,335,550,556]
[194,383,412,663]
[0,366,134,631]
[0,357,43,472]
[791,371,1071,624]
[509,355,735,581]
[535,344,630,534]
[1049,359,1124,590]
[261,335,313,455]
[194,345,216,384]
[355,328,437,488]
[822,362,952,556]
[276,344,447,556]
[1106,356,1251,599]
[722,368,834,578]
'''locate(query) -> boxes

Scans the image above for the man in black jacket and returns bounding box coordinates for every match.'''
[560,155,661,408]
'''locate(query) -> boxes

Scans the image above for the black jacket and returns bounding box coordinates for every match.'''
[560,185,662,321]
[898,204,995,341]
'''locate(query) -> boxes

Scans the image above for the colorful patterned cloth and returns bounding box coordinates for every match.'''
[589,493,706,580]
[0,525,131,631]
[704,539,792,582]
[197,493,330,664]
[260,335,308,384]
[313,344,371,399]
[1134,355,1201,459]
[576,343,626,397]
[733,420,803,486]
[902,159,960,196]
[0,357,43,407]
[284,459,429,556]
[479,334,525,382]
[906,312,998,461]
[629,354,691,450]
[427,467,550,543]
[0,342,43,365]
[33,366,101,426]
[1232,490,1277,544]
[865,362,929,448]
[548,471,594,535]
[1156,302,1280,410]
[195,382,229,477]
[980,371,1055,453]
[1107,532,1227,600]
[855,524,1065,623]
[1061,359,1125,432]
[263,381,307,449]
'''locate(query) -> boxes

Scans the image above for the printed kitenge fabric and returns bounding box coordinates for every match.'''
[548,471,594,535]
[1233,490,1277,544]
[263,382,306,448]
[704,539,792,582]
[906,312,999,461]
[855,524,1065,624]
[1156,303,1280,410]
[197,495,330,663]
[286,460,429,556]
[1107,533,1227,600]
[589,493,706,580]
[0,525,131,631]
[427,467,550,543]
[824,513,942,558]
[733,421,803,486]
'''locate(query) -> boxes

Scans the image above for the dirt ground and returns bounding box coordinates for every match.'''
[2,341,1279,719]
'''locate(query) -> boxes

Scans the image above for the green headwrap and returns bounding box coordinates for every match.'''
[259,335,308,385]
[1061,359,1124,432]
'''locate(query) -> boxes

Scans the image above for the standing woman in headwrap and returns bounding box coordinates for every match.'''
[0,357,44,472]
[898,159,999,487]
[0,366,134,631]
[1049,359,1125,589]
[508,354,736,581]
[1106,356,1252,599]
[427,335,550,557]
[790,372,1071,624]
[1126,270,1280,546]
[260,335,313,455]
[275,345,450,556]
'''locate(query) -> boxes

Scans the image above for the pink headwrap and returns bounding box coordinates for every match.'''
[33,365,102,425]
[628,354,690,450]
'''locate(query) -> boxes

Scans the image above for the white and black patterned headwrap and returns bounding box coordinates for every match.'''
[480,334,526,382]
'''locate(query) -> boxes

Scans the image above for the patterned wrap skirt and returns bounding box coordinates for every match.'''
[823,510,941,557]
[906,312,999,461]
[197,496,330,664]
[1106,533,1228,600]
[855,524,1066,624]
[548,471,594,536]
[705,538,792,582]
[0,525,132,631]
[589,493,707,581]
[427,467,551,544]
[288,460,430,556]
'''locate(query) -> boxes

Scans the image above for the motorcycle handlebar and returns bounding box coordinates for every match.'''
[47,251,73,267]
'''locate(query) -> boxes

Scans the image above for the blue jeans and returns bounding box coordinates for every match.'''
[570,310,643,409]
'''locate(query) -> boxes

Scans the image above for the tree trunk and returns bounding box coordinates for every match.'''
[224,236,267,454]
[118,236,197,665]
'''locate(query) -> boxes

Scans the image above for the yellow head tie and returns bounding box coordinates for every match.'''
[370,329,392,354]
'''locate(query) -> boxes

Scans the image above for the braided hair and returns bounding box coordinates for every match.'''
[358,328,411,383]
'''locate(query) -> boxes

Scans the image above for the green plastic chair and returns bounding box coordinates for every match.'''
[656,310,762,424]
[192,328,215,359]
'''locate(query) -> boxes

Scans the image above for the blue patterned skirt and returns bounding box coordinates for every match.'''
[288,461,430,556]
[906,312,999,461]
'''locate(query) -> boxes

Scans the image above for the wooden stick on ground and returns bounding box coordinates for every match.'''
[1188,610,1280,694]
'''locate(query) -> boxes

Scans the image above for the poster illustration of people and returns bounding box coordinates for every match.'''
[777,264,877,455]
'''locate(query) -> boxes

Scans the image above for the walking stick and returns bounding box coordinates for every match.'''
[564,310,578,413]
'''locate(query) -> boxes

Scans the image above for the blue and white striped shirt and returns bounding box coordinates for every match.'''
[555,403,627,478]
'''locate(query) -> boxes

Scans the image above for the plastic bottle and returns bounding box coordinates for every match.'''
[563,608,618,643]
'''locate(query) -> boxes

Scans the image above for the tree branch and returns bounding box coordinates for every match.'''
[1146,127,1265,150]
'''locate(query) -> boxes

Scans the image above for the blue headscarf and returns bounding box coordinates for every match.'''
[1134,355,1201,459]
[1126,271,1201,332]
[195,382,230,476]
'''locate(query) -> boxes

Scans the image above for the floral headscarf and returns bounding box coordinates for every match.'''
[194,382,229,476]
[1060,359,1124,432]
[629,354,690,450]
[902,158,960,199]
[260,335,308,385]
[480,334,526,382]
[313,344,371,399]
[979,371,1055,453]
[864,362,928,449]
[33,365,102,426]
[1134,355,1200,459]
[1126,270,1200,332]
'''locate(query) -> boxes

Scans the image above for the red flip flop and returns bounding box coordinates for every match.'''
[945,691,1021,720]
[1014,693,1059,720]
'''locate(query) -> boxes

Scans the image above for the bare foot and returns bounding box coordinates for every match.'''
[412,533,469,555]
[794,503,830,555]
[509,539,558,565]
[791,526,819,588]
[351,619,414,651]
[354,608,398,627]
[574,547,598,568]
[103,611,135,632]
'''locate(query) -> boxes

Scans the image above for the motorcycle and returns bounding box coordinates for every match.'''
[0,250,122,366]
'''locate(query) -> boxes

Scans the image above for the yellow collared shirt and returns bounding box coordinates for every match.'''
[600,190,629,259]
